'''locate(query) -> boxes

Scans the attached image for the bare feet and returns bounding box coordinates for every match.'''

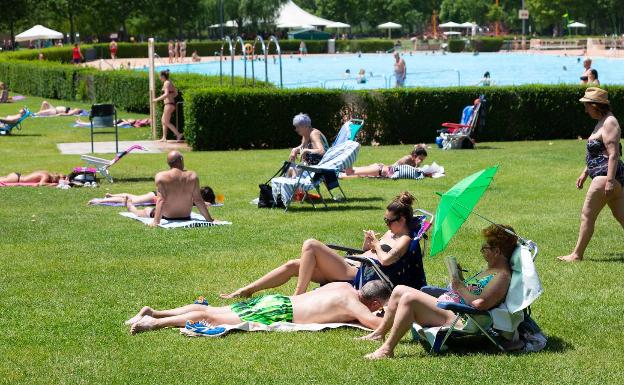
[125,306,153,325]
[558,253,583,262]
[219,288,252,299]
[364,347,394,360]
[358,332,384,341]
[176,134,184,142]
[158,137,167,142]
[130,315,156,335]
[87,198,100,205]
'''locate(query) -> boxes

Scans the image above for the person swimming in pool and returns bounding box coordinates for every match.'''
[126,280,391,334]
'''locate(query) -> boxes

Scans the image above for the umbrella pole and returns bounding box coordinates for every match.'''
[452,200,528,243]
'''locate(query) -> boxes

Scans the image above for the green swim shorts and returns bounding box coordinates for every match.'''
[231,294,293,325]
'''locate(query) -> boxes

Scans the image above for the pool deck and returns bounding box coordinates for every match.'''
[84,47,622,71]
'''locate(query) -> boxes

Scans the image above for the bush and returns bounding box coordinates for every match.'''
[472,37,504,52]
[335,39,394,53]
[183,85,624,150]
[0,59,86,99]
[448,40,466,53]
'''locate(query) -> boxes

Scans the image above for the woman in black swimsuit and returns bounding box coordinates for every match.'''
[559,88,624,262]
[221,192,426,299]
[153,69,183,142]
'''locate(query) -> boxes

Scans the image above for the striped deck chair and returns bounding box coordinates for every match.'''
[271,140,360,211]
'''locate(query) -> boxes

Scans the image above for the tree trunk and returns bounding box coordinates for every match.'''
[69,5,75,43]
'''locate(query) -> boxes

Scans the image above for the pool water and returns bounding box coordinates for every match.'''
[156,52,624,89]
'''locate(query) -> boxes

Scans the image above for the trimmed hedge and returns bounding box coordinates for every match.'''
[448,40,466,53]
[335,39,394,53]
[472,38,504,52]
[183,85,624,150]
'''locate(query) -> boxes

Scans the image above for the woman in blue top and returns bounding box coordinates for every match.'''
[361,224,516,360]
[559,88,624,262]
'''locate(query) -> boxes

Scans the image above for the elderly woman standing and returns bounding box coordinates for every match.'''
[288,113,329,166]
[559,88,624,262]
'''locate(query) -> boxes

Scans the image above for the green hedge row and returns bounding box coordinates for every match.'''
[448,40,466,53]
[335,39,394,53]
[183,85,624,150]
[472,38,504,52]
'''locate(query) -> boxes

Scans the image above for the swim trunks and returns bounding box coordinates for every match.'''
[230,294,293,325]
[148,209,191,221]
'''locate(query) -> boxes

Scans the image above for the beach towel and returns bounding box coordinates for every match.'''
[0,182,42,187]
[119,212,231,228]
[389,162,445,180]
[93,201,223,207]
[73,121,132,128]
[34,110,89,118]
[180,321,370,337]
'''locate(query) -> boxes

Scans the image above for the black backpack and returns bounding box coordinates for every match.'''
[258,162,290,208]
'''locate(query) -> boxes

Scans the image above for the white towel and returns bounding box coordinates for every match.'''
[180,321,370,337]
[119,212,231,228]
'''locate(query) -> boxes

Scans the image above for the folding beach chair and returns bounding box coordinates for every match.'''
[437,95,486,150]
[331,119,364,147]
[89,103,119,153]
[80,144,146,183]
[327,210,434,291]
[412,239,543,353]
[271,140,360,211]
[0,108,32,136]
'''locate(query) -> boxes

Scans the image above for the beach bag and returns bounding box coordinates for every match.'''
[258,162,291,208]
[70,167,98,185]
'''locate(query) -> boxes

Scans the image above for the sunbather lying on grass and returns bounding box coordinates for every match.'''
[35,101,86,116]
[340,145,427,178]
[0,170,67,186]
[126,280,390,335]
[88,186,216,206]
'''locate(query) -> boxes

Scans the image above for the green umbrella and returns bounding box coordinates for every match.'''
[430,165,499,256]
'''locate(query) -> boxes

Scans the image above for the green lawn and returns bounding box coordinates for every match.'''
[1,97,623,385]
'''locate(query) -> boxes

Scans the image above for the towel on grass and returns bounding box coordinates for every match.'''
[94,201,223,207]
[119,212,231,228]
[34,110,89,118]
[0,182,44,187]
[390,162,445,180]
[180,321,370,337]
[73,122,132,128]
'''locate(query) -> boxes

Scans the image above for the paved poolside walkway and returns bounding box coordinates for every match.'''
[57,140,190,155]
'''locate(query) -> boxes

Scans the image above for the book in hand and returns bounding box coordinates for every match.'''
[444,256,461,281]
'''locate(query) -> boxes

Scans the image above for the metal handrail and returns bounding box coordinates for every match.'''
[233,36,247,85]
[267,36,283,88]
[219,36,234,86]
[387,69,461,88]
[251,36,267,86]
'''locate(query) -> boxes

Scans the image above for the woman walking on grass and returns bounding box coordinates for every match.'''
[153,69,183,142]
[559,88,624,262]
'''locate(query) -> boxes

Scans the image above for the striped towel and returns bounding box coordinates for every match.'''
[390,165,425,180]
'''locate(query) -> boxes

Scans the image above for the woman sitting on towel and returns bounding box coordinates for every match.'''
[0,170,67,186]
[35,100,85,116]
[360,224,516,359]
[340,145,427,178]
[221,192,424,298]
[87,186,215,207]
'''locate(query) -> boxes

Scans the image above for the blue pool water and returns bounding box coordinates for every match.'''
[156,52,624,89]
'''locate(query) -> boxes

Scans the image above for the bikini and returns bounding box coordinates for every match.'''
[586,139,624,186]
[13,172,21,182]
[438,272,496,305]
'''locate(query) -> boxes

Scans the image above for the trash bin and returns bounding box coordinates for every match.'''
[85,48,97,61]
[327,39,336,54]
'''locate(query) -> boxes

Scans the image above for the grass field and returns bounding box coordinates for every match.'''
[1,97,623,385]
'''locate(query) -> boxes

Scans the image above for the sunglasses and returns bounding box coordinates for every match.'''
[480,244,494,252]
[384,216,399,225]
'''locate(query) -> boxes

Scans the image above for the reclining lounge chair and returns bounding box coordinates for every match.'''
[437,95,486,150]
[80,144,146,183]
[0,108,32,136]
[327,210,434,290]
[270,140,360,211]
[412,239,543,353]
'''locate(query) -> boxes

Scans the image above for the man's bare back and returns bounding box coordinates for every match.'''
[291,282,382,328]
[150,151,212,225]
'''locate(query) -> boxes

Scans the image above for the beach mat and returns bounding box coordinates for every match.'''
[119,212,231,228]
[93,202,223,207]
[180,321,370,337]
[0,182,43,187]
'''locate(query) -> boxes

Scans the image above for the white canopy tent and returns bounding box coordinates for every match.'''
[377,22,402,39]
[439,21,462,28]
[326,21,351,29]
[567,21,587,35]
[15,25,63,42]
[275,0,336,28]
[209,20,239,28]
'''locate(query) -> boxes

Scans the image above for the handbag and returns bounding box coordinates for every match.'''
[258,162,291,208]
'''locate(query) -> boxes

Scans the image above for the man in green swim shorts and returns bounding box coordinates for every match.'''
[128,281,391,335]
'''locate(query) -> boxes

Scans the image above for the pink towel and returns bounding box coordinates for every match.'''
[0,182,42,187]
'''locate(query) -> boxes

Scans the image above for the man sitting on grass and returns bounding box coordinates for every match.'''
[125,150,214,226]
[126,281,391,335]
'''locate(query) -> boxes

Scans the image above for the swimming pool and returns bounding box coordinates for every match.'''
[156,52,624,89]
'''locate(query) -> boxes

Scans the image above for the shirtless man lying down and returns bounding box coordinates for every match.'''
[127,281,391,335]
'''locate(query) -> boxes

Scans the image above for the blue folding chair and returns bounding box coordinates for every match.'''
[327,210,434,290]
[0,108,32,135]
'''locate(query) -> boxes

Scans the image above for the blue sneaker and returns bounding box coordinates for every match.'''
[185,320,226,336]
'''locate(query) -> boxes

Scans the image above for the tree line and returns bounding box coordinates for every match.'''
[2,0,623,46]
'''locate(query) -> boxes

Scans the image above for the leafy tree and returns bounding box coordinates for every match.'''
[1,0,30,46]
